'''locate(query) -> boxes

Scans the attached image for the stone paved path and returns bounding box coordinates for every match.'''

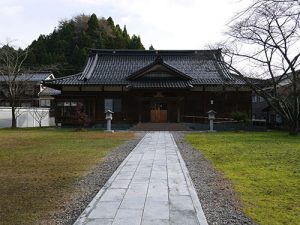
[74,132,208,225]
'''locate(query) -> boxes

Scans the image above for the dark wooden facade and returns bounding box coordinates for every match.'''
[54,88,251,126]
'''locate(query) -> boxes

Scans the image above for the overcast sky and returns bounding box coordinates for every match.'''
[0,0,250,49]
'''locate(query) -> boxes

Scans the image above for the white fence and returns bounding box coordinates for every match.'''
[0,107,54,128]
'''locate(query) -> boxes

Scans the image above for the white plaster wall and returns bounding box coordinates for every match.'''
[0,107,51,128]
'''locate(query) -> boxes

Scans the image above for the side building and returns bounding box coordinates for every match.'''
[43,49,252,127]
[0,72,60,108]
[252,71,300,128]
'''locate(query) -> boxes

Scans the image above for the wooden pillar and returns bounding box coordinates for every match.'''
[177,98,181,123]
[138,97,142,123]
[177,104,180,122]
[95,94,99,123]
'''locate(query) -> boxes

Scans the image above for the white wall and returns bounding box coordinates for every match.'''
[0,107,53,128]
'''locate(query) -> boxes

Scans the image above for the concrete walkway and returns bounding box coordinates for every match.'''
[74,132,208,225]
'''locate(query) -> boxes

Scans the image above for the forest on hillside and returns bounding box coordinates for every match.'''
[23,14,145,76]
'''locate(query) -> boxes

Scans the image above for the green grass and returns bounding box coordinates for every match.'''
[0,128,134,225]
[185,131,300,225]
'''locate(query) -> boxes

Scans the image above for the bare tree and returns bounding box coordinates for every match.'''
[218,0,300,135]
[30,108,49,127]
[0,42,29,128]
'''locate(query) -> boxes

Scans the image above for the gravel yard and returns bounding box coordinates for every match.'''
[37,132,145,225]
[172,132,254,225]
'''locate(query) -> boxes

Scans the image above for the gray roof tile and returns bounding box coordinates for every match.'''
[0,72,52,82]
[44,50,246,89]
[39,87,61,96]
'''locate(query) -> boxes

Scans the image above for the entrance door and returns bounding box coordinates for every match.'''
[150,102,167,122]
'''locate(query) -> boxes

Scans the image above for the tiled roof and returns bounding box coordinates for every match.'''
[0,72,52,82]
[128,80,193,89]
[44,50,247,89]
[38,87,61,96]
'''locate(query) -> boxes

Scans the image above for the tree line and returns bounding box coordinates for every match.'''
[24,14,145,76]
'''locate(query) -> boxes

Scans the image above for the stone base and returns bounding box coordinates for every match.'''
[104,130,114,133]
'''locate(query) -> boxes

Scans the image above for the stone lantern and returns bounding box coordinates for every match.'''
[105,110,114,132]
[207,110,216,132]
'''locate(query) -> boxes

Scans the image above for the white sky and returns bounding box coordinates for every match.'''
[0,0,251,49]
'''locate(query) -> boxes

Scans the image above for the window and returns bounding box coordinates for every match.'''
[1,89,9,96]
[56,100,81,117]
[40,99,51,107]
[21,102,31,107]
[104,99,122,112]
[24,89,34,96]
[113,99,122,112]
[259,96,265,102]
[252,96,257,103]
[64,102,71,107]
[71,102,77,107]
[0,102,10,106]
[104,99,113,111]
[276,114,282,124]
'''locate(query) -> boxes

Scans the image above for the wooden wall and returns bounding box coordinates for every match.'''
[54,89,252,125]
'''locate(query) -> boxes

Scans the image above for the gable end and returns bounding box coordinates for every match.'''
[127,56,192,81]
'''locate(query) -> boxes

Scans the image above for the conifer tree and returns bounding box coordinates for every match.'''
[87,14,99,38]
[25,14,145,76]
[149,45,155,50]
[129,35,144,49]
[107,17,115,28]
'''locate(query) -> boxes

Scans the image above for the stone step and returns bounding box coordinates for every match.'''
[130,123,192,131]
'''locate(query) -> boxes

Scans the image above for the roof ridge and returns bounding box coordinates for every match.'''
[22,71,53,74]
[88,49,222,56]
[44,72,82,82]
[212,55,235,82]
[79,54,98,81]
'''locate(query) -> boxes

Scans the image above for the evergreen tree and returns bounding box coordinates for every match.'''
[25,13,145,76]
[114,24,126,48]
[123,26,130,47]
[87,14,99,38]
[129,35,144,49]
[149,44,155,50]
[107,17,115,28]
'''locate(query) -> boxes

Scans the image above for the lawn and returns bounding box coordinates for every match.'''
[186,131,300,225]
[0,128,134,225]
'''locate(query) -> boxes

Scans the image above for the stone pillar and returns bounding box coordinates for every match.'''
[107,119,111,131]
[209,119,214,132]
[105,110,114,132]
[207,110,216,132]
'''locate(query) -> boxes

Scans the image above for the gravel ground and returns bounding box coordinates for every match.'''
[172,132,255,225]
[37,132,144,225]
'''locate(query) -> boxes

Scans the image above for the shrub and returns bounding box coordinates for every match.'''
[72,102,90,129]
[231,111,249,122]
